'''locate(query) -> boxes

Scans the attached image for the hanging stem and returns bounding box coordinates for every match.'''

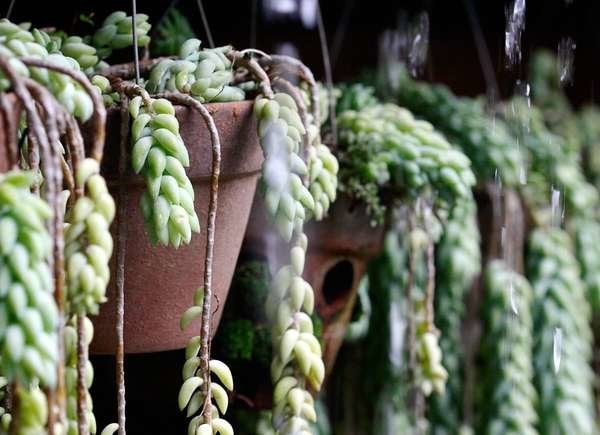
[226,50,273,98]
[259,55,319,123]
[272,77,312,156]
[0,93,18,168]
[24,80,70,434]
[115,97,130,435]
[98,57,172,81]
[425,237,436,331]
[19,57,107,162]
[155,92,221,424]
[75,315,88,435]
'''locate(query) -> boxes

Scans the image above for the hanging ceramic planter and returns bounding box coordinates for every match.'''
[90,100,264,353]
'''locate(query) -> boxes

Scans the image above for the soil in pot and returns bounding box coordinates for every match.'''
[90,100,263,353]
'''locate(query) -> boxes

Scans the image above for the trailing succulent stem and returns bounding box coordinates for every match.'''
[128,95,200,247]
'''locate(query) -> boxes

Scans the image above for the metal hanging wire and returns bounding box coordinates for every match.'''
[196,0,215,48]
[6,0,16,19]
[316,0,337,144]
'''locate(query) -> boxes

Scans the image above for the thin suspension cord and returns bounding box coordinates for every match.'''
[131,0,141,83]
[250,0,258,48]
[316,0,337,144]
[461,0,500,103]
[330,0,355,72]
[6,0,16,19]
[196,0,215,48]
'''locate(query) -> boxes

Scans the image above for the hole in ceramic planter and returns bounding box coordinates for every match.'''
[322,260,354,306]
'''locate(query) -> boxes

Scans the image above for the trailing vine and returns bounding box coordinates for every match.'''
[394,71,522,186]
[336,93,475,224]
[527,228,596,435]
[428,199,480,434]
[128,94,200,247]
[146,39,244,103]
[478,260,537,435]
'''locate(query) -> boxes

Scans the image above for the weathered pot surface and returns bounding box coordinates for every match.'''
[243,195,384,375]
[90,100,263,354]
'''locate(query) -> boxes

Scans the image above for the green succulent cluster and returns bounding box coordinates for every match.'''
[146,38,244,103]
[64,158,116,315]
[179,288,235,435]
[0,19,94,120]
[526,228,596,435]
[578,106,600,188]
[502,97,598,220]
[428,199,480,434]
[337,102,475,224]
[92,11,151,60]
[334,83,378,114]
[90,75,120,107]
[266,237,324,435]
[529,50,581,155]
[254,93,315,241]
[395,73,522,186]
[16,384,48,434]
[63,317,96,434]
[0,170,58,388]
[479,260,538,435]
[152,8,196,57]
[129,95,200,247]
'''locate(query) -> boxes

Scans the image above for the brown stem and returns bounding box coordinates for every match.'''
[425,236,436,331]
[24,79,68,434]
[97,57,172,80]
[110,79,153,108]
[227,50,274,98]
[259,54,319,123]
[76,315,89,435]
[19,57,106,162]
[155,93,221,424]
[115,97,130,435]
[8,383,20,435]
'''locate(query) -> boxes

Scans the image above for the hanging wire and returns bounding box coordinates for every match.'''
[461,0,500,104]
[330,0,355,72]
[6,0,16,19]
[196,0,215,48]
[316,0,337,144]
[250,0,258,48]
[131,0,141,83]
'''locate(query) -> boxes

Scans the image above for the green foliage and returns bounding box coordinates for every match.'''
[147,39,244,103]
[428,199,480,434]
[129,95,201,247]
[0,19,94,120]
[394,71,522,186]
[527,228,596,435]
[478,260,538,435]
[336,101,475,224]
[152,8,196,56]
[0,170,58,388]
[218,319,254,361]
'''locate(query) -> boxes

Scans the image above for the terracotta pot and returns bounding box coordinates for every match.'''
[243,195,385,375]
[90,101,263,353]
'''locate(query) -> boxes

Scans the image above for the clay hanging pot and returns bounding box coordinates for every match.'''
[90,100,263,354]
[243,195,385,376]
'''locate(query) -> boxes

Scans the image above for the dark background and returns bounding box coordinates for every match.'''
[7,0,600,432]
[6,0,600,104]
